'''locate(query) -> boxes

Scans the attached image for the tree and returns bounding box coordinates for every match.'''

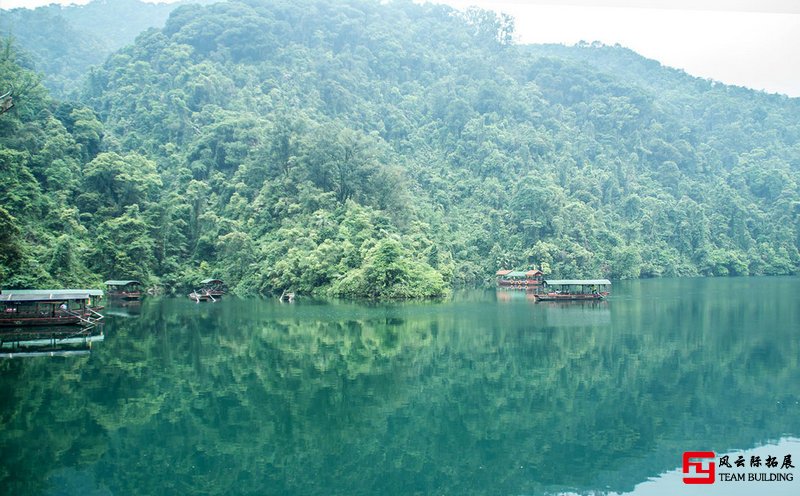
[82,152,161,215]
[93,204,156,281]
[0,206,23,282]
[300,123,381,204]
[330,237,447,299]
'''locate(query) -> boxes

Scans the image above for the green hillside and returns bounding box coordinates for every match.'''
[1,0,798,297]
[0,0,185,97]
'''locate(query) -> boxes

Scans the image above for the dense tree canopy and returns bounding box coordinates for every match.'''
[1,0,798,297]
[0,0,183,97]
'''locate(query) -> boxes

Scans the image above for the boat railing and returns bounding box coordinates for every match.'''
[64,308,104,329]
[190,289,216,303]
[86,307,104,321]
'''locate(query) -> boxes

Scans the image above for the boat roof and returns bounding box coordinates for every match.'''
[498,269,542,277]
[0,292,92,302]
[1,289,103,297]
[544,279,612,286]
[104,280,142,286]
[200,278,224,284]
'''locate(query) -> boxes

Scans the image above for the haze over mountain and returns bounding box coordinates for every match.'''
[0,0,198,96]
[1,0,798,297]
[436,0,800,97]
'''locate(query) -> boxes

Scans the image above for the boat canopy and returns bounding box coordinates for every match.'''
[544,279,611,286]
[0,292,92,302]
[200,278,224,285]
[1,289,103,297]
[104,280,142,287]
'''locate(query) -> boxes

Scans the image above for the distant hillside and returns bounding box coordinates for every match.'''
[0,0,190,96]
[1,0,798,295]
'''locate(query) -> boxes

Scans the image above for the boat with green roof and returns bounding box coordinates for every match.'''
[533,279,611,301]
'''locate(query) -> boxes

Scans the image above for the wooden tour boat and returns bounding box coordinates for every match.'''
[188,289,217,303]
[188,278,227,303]
[533,279,611,302]
[496,269,544,288]
[0,290,105,327]
[104,280,144,300]
[199,279,227,298]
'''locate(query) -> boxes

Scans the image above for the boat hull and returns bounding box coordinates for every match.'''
[188,292,216,302]
[534,292,608,302]
[108,292,143,300]
[498,280,541,287]
[0,316,82,327]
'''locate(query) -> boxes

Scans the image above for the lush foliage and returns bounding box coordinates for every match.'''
[1,0,799,298]
[0,0,182,97]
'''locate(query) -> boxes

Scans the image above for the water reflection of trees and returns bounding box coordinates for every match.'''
[0,285,798,495]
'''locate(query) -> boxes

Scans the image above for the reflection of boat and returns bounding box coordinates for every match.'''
[0,290,104,327]
[114,299,142,309]
[104,280,144,300]
[1,349,92,358]
[539,301,611,327]
[104,300,142,318]
[1,333,104,349]
[534,279,611,301]
[0,325,104,358]
[496,288,539,302]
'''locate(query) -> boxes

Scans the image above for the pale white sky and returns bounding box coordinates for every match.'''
[431,0,800,97]
[2,0,799,97]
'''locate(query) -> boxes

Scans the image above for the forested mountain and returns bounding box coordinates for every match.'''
[0,0,188,97]
[1,0,798,298]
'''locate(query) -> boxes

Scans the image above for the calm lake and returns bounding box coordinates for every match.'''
[1,277,799,495]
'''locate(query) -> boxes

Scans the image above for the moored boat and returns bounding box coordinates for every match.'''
[533,279,611,301]
[188,278,226,302]
[199,278,227,298]
[496,269,544,288]
[0,290,104,327]
[104,280,144,300]
[188,289,216,303]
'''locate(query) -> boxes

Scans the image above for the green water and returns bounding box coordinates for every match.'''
[1,277,799,495]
